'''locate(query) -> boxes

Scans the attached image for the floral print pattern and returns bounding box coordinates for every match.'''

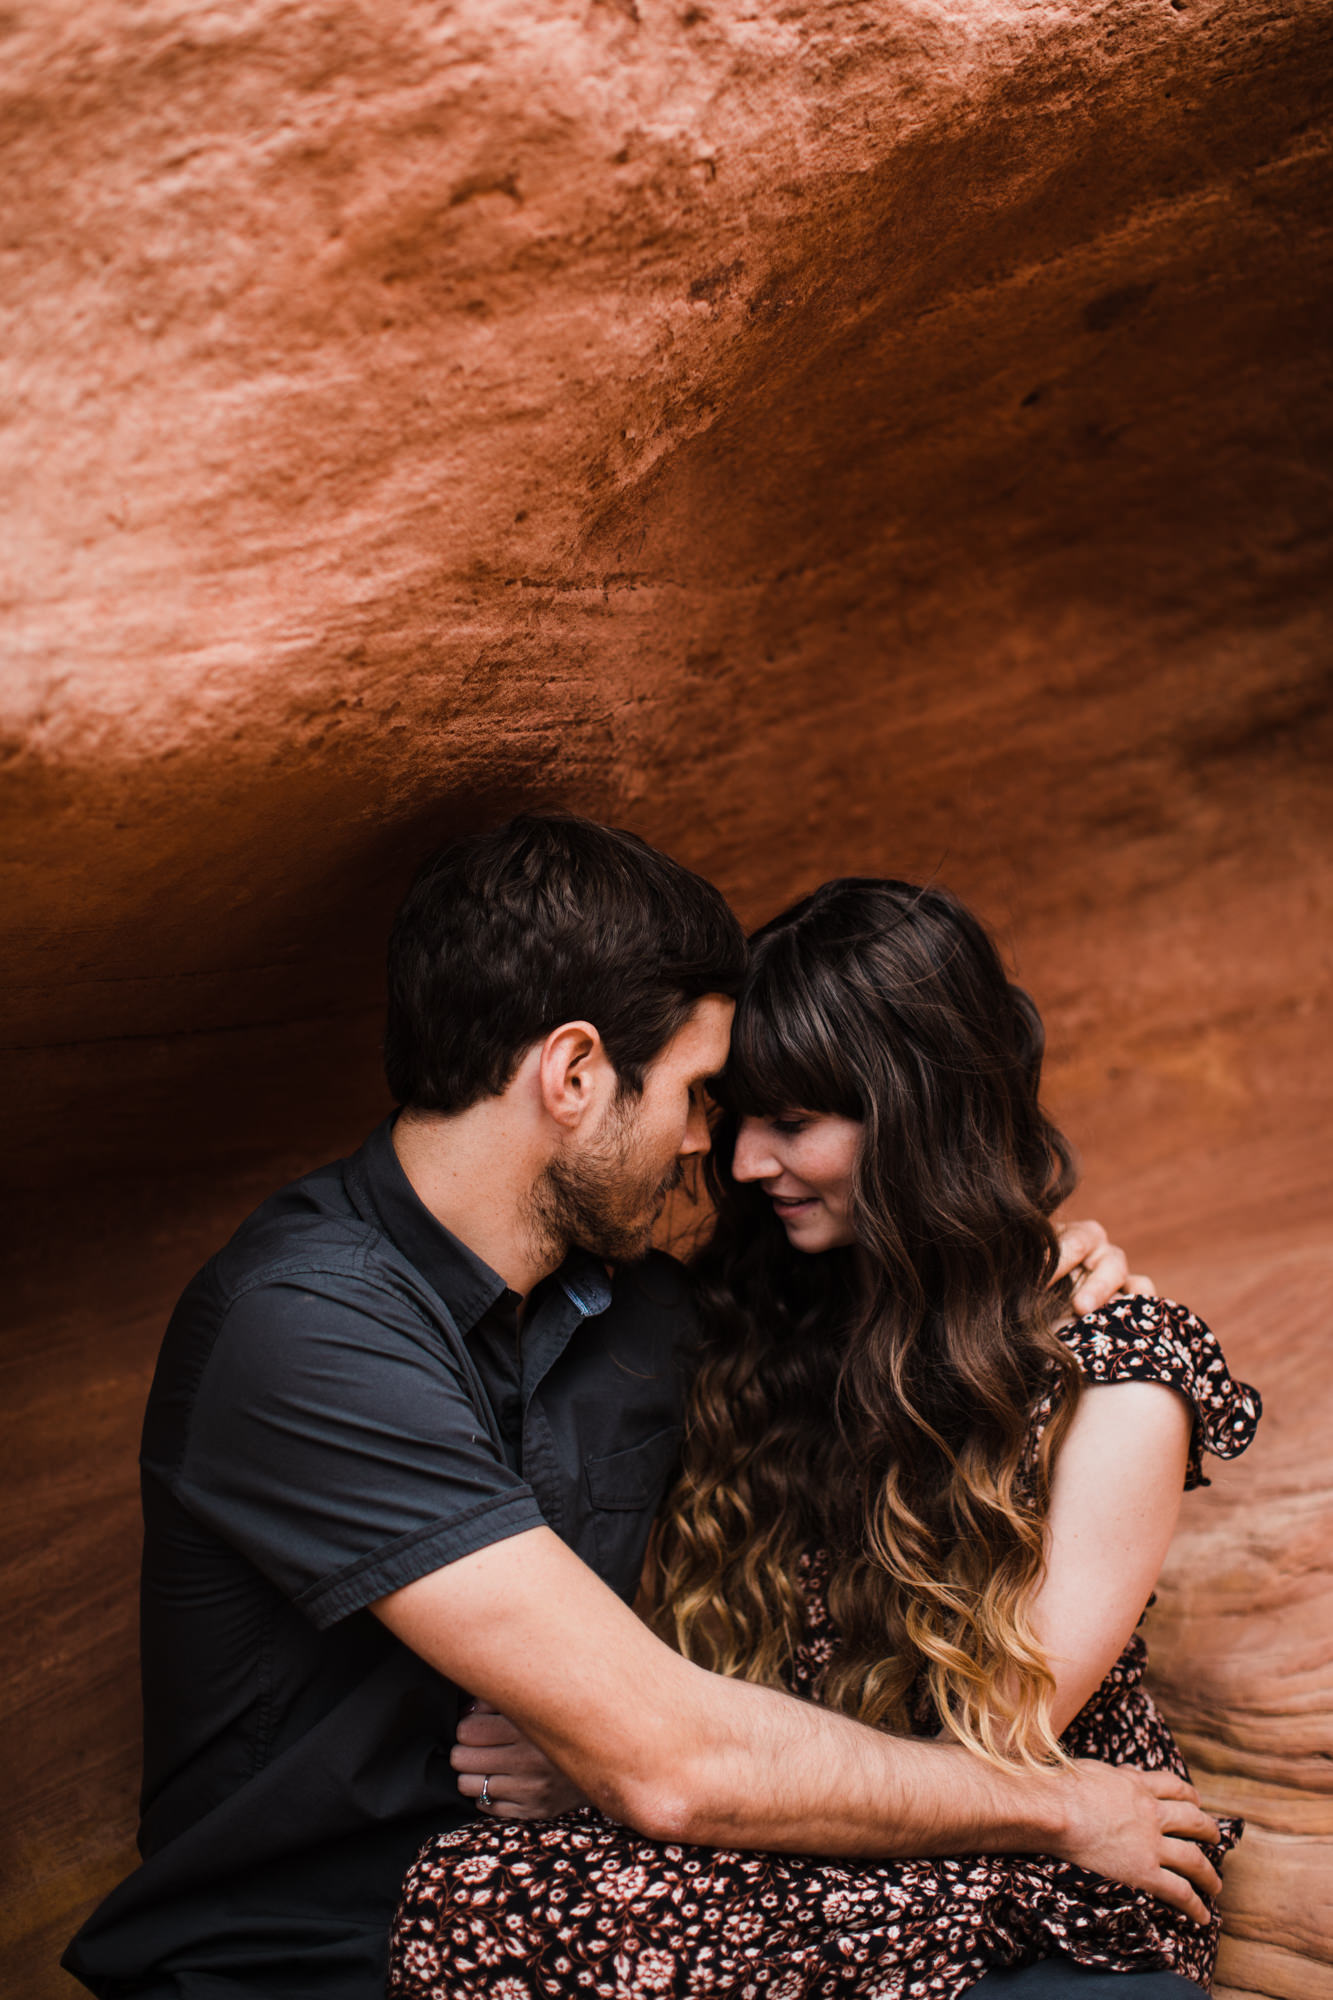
[388,1298,1259,2000]
[1041,1296,1259,1490]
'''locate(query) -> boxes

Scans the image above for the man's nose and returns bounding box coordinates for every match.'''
[679,1098,712,1158]
[731,1117,778,1183]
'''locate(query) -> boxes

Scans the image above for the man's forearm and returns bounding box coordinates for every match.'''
[603,1656,1064,1858]
[377,1526,1218,1919]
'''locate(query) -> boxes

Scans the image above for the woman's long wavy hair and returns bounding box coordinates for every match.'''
[651,879,1083,1768]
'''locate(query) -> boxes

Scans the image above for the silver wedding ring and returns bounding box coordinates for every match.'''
[480,1774,493,1809]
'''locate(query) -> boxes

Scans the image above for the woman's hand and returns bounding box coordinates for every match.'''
[450,1698,587,1821]
[1053,1218,1154,1315]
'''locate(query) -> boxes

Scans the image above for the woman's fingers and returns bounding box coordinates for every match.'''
[454,1767,537,1803]
[1053,1219,1152,1312]
[450,1745,493,1775]
[454,1764,583,1820]
[1053,1219,1108,1283]
[455,1709,522,1748]
[1124,1271,1156,1297]
[1071,1242,1130,1313]
[455,1771,525,1815]
[452,1718,586,1820]
[451,1740,550,1777]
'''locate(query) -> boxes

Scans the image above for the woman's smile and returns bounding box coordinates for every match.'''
[731,1110,863,1251]
[768,1190,820,1218]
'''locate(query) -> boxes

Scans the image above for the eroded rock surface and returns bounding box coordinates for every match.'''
[2,3,1330,1994]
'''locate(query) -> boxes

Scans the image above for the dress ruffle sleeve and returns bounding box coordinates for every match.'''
[1057,1293,1261,1487]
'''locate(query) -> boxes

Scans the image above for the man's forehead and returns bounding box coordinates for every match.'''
[673,992,735,1073]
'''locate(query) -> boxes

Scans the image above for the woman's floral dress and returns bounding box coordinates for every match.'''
[388,1297,1260,2000]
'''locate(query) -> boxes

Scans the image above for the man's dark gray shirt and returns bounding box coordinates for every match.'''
[64,1118,691,1999]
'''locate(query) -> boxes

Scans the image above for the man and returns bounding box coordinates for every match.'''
[66,814,1219,1999]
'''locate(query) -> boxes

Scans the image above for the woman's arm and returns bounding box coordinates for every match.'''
[1031,1380,1193,1735]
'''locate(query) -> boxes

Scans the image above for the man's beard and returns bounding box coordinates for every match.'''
[527,1103,683,1266]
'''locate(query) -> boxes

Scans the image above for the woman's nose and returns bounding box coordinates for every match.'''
[731,1117,778,1183]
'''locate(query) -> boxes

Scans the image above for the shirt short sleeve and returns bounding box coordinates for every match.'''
[170,1270,548,1628]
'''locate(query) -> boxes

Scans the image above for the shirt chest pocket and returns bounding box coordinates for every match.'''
[583,1425,682,1599]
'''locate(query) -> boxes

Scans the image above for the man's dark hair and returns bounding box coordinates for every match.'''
[385,813,748,1112]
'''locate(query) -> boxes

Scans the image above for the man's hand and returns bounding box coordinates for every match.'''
[1057,1762,1221,1923]
[452,1698,586,1821]
[1054,1219,1154,1315]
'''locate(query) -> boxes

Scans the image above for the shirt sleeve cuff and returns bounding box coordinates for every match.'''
[296,1490,549,1630]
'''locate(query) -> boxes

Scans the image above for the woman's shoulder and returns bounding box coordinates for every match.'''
[1055,1294,1262,1487]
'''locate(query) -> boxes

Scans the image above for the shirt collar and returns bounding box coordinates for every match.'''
[352,1116,613,1333]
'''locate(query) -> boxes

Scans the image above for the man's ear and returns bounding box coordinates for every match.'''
[537,1021,615,1130]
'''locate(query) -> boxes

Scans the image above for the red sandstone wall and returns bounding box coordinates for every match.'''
[3,4,1330,1995]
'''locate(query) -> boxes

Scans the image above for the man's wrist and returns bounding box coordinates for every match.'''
[978,1760,1070,1857]
[1016,1765,1071,1856]
[914,1738,1069,1858]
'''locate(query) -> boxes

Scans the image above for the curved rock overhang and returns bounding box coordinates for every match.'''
[2,4,1329,1993]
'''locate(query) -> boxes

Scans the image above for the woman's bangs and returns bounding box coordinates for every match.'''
[721,961,856,1119]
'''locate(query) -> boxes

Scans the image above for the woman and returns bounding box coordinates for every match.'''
[388,879,1259,2000]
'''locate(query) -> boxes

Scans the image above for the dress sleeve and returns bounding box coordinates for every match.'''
[1058,1294,1262,1488]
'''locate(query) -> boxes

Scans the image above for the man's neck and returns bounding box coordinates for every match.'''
[391,1103,558,1301]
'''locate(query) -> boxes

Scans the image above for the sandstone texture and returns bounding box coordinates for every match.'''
[2,3,1330,1995]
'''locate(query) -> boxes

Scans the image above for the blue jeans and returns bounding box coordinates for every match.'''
[974,1962,1206,2000]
